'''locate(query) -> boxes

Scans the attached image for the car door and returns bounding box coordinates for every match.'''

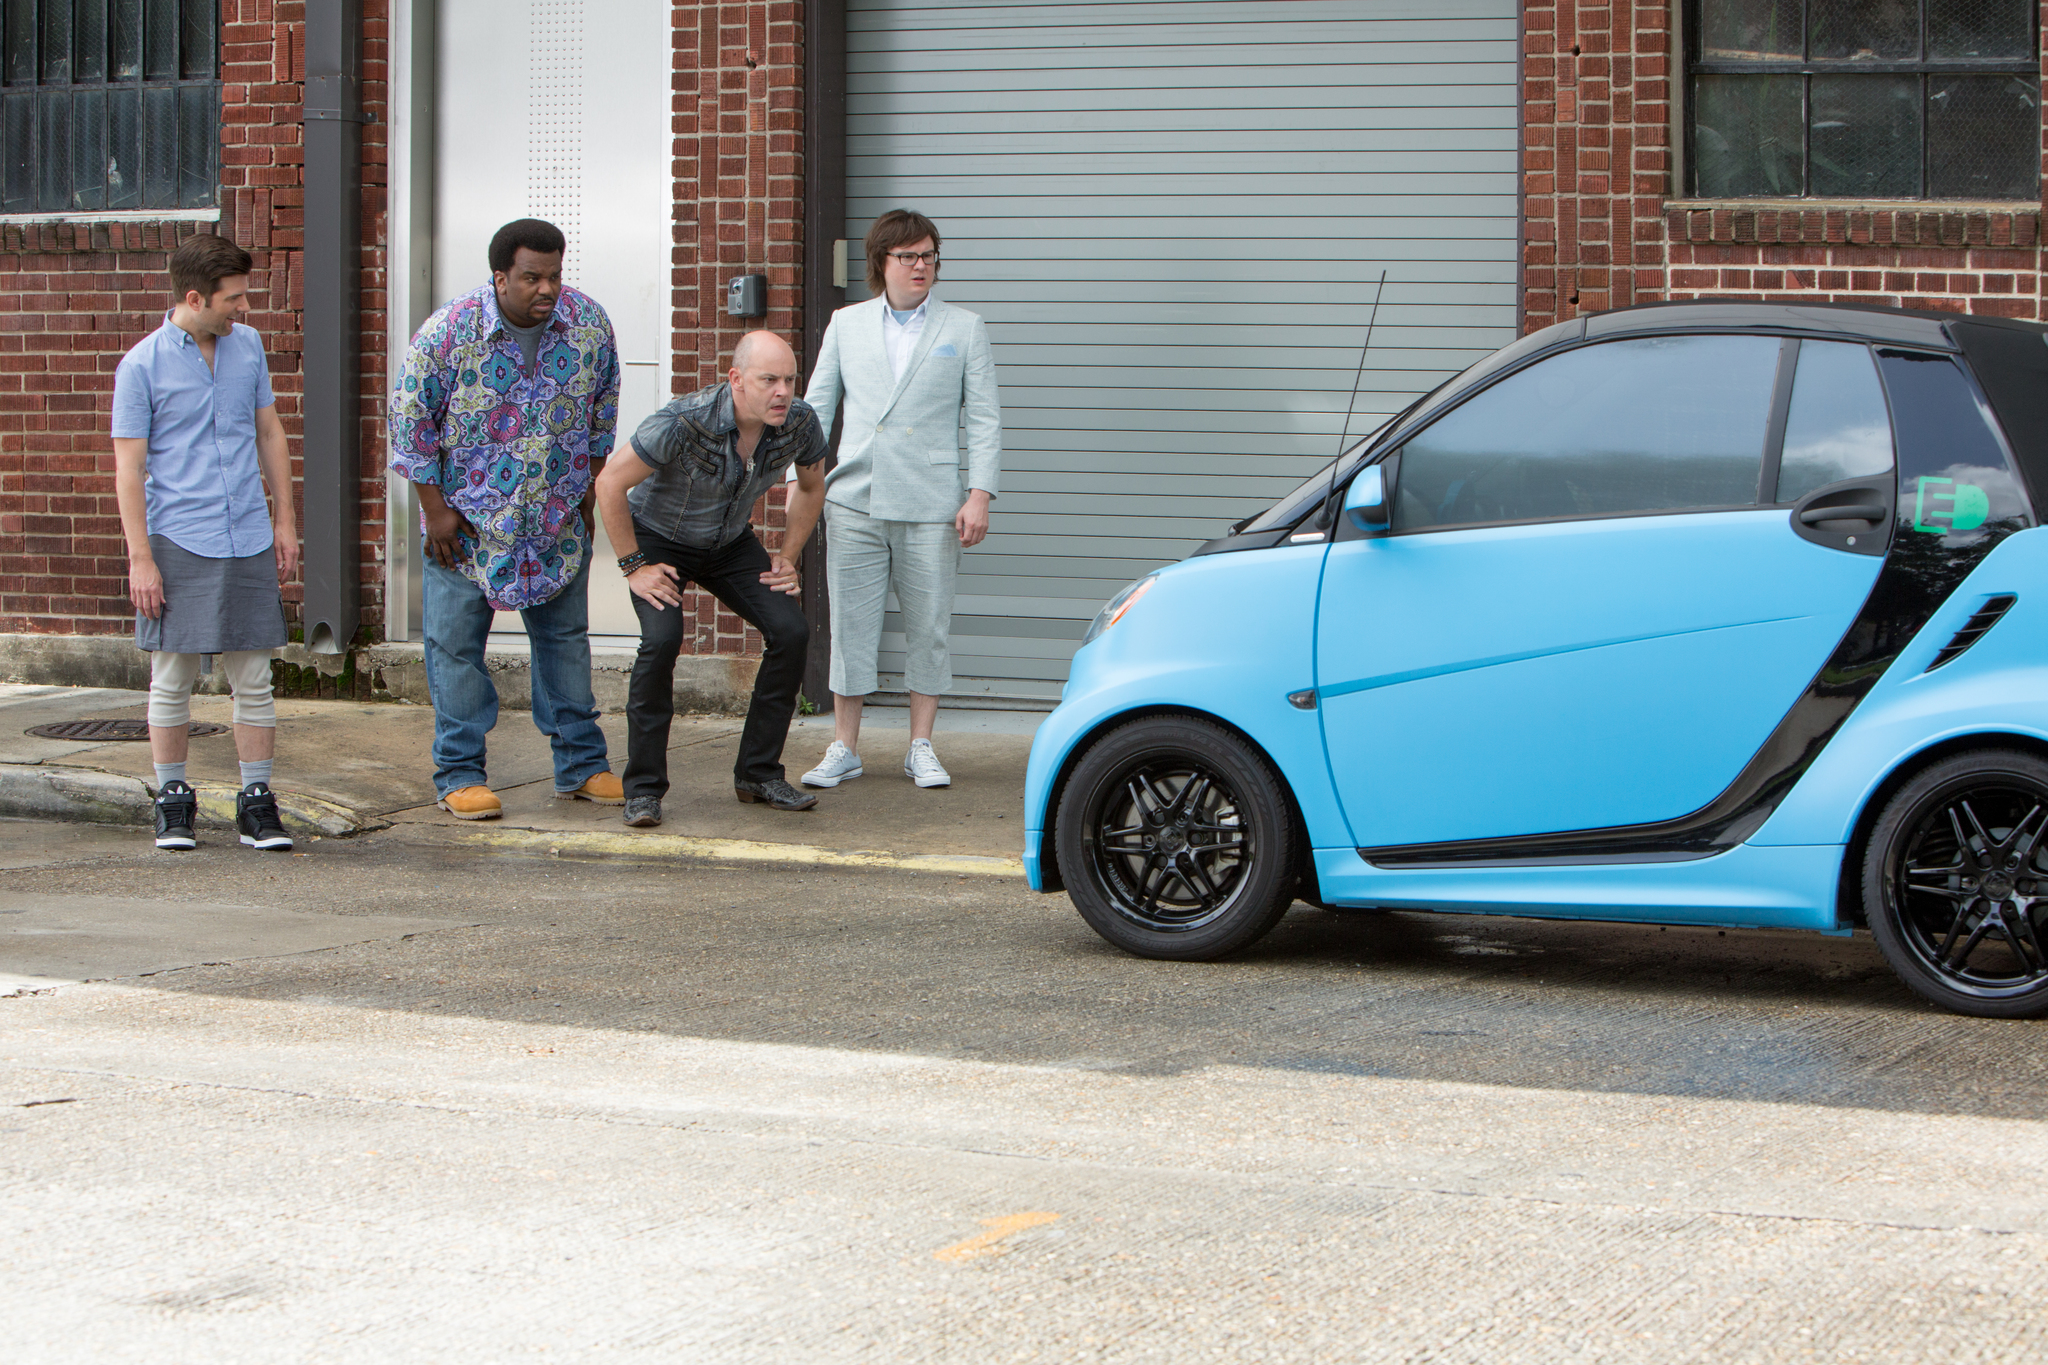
[1315,333,1896,852]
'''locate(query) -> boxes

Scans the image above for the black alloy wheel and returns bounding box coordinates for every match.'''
[1055,715,1298,960]
[1863,748,2048,1018]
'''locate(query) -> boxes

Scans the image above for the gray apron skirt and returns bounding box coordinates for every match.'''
[135,534,289,655]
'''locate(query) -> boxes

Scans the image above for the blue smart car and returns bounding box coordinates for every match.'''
[1024,301,2048,1018]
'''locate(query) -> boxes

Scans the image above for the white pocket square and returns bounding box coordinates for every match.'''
[931,343,959,358]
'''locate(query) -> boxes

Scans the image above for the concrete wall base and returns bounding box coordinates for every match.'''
[0,633,763,715]
[361,643,760,715]
[0,633,158,692]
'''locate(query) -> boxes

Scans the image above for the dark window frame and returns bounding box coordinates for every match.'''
[1,0,219,215]
[1682,0,2041,201]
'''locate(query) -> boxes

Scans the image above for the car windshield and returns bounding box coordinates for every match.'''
[1227,321,1584,538]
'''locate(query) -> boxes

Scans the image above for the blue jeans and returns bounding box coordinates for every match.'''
[421,550,610,798]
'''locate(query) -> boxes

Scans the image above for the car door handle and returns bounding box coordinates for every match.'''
[1798,504,1887,525]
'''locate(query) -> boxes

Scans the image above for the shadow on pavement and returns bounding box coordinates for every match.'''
[9,831,2045,1122]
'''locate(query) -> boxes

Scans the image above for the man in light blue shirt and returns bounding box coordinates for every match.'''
[112,234,299,853]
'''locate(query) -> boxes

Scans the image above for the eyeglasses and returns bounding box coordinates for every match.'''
[886,251,940,266]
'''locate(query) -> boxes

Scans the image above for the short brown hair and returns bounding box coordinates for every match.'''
[864,209,942,293]
[168,234,253,305]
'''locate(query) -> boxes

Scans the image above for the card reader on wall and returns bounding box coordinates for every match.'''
[727,274,767,317]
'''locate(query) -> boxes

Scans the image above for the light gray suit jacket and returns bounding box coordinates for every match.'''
[804,296,1002,523]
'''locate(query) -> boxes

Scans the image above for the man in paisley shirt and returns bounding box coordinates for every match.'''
[388,218,626,820]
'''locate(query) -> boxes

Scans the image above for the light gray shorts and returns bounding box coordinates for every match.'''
[824,503,960,697]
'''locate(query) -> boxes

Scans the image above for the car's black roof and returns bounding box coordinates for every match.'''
[1583,298,1987,349]
[1393,300,1991,452]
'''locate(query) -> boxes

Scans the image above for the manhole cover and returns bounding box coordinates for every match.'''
[25,719,229,741]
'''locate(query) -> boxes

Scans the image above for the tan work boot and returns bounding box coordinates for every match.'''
[556,771,625,805]
[437,785,502,820]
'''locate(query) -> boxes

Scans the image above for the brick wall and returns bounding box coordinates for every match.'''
[666,0,807,664]
[0,1,389,662]
[1523,1,2048,331]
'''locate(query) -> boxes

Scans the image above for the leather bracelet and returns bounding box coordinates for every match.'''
[617,551,648,573]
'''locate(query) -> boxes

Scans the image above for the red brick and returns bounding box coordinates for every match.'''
[0,4,391,643]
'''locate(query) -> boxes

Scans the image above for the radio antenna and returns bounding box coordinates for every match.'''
[1319,269,1387,531]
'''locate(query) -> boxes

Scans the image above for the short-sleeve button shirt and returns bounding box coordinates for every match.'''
[110,315,277,559]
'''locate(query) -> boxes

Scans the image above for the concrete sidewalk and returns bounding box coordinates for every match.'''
[0,683,1040,875]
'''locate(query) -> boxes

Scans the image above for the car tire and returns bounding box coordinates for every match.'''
[1863,748,2048,1018]
[1054,715,1298,960]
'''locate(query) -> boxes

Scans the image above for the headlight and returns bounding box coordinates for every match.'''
[1082,574,1158,646]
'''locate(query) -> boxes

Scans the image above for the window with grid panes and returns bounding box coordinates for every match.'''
[1,1,218,214]
[1686,1,2041,200]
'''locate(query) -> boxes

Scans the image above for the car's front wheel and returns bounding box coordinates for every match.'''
[1054,715,1298,960]
[1863,748,2048,1018]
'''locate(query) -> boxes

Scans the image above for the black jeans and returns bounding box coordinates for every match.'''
[624,524,810,797]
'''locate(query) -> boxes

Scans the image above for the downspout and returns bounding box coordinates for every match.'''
[801,0,847,708]
[301,0,364,654]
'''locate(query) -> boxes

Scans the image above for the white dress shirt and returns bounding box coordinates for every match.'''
[883,297,929,382]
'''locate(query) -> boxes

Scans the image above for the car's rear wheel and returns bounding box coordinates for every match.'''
[1054,716,1298,960]
[1863,748,2048,1018]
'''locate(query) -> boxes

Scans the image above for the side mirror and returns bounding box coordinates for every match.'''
[1344,463,1392,534]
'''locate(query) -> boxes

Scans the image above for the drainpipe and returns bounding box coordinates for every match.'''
[801,0,847,708]
[301,0,364,654]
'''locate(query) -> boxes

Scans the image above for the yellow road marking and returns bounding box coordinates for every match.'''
[432,824,1026,878]
[933,1211,1060,1262]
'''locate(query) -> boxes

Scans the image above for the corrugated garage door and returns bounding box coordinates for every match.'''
[843,0,1520,701]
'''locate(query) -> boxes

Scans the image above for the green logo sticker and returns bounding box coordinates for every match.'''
[1913,476,1989,533]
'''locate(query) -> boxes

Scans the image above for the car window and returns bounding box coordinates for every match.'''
[1775,340,1895,503]
[1391,336,1780,532]
[1879,349,2034,537]
[1232,318,1586,538]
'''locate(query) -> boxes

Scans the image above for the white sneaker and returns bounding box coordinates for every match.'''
[801,740,864,788]
[904,738,951,788]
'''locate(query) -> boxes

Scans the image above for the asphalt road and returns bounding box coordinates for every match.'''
[5,819,2047,1362]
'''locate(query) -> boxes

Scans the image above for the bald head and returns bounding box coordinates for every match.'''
[732,330,794,375]
[729,330,800,433]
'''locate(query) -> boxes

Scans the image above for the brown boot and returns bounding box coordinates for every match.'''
[437,785,502,820]
[556,771,625,805]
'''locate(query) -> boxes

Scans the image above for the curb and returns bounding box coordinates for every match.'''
[0,763,383,840]
[394,821,1026,878]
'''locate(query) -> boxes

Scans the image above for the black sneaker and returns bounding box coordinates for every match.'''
[153,780,197,850]
[733,777,818,811]
[623,796,663,827]
[236,783,294,851]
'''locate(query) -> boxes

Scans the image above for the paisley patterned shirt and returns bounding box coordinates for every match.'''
[388,284,621,610]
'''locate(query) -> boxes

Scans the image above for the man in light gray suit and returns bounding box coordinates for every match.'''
[800,209,1003,790]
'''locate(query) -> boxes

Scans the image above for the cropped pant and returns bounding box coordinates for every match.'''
[824,503,959,697]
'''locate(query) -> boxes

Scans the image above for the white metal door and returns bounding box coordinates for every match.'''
[431,0,670,641]
[844,0,1521,699]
